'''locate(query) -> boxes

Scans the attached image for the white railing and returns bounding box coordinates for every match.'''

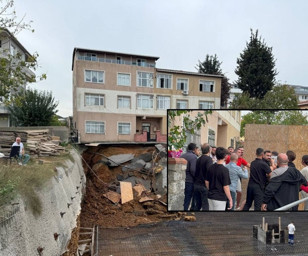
[275,197,308,211]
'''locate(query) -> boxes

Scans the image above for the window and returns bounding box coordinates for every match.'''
[85,70,104,83]
[137,59,146,66]
[176,100,188,109]
[208,129,215,147]
[85,121,105,134]
[117,57,121,64]
[10,44,16,56]
[157,96,170,109]
[117,73,131,86]
[118,96,131,108]
[137,94,153,109]
[200,80,214,92]
[85,53,97,61]
[176,78,188,91]
[118,122,131,135]
[137,72,153,87]
[302,95,308,100]
[199,101,214,109]
[85,94,104,106]
[157,74,172,89]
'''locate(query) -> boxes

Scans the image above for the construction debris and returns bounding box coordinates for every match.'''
[106,153,135,167]
[103,191,121,204]
[120,182,134,204]
[139,196,154,203]
[133,184,147,197]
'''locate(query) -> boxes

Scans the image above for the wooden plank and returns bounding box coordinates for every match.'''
[139,196,154,203]
[103,191,121,204]
[120,182,134,204]
[133,184,147,197]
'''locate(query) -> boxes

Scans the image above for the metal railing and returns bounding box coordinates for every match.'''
[275,196,308,211]
[77,55,156,68]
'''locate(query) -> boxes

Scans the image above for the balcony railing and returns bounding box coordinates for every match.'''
[77,55,156,68]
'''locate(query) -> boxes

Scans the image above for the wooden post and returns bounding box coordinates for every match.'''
[265,223,268,232]
[278,217,281,232]
[272,229,275,244]
[262,217,265,230]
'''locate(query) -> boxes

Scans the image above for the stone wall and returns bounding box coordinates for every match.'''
[168,158,187,211]
[0,149,85,256]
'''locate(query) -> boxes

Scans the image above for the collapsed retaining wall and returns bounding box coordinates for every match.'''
[168,158,187,211]
[0,149,85,256]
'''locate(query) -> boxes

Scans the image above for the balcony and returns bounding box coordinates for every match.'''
[77,55,156,68]
[134,130,167,143]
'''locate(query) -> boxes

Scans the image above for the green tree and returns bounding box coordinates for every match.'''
[9,89,58,126]
[235,29,278,99]
[168,110,211,150]
[230,84,298,109]
[0,0,46,103]
[196,54,231,107]
[241,110,308,137]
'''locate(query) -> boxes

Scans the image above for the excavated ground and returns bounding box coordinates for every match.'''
[79,145,176,229]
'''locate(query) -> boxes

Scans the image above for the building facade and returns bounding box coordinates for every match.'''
[0,29,35,127]
[170,110,241,150]
[287,84,308,102]
[72,48,223,143]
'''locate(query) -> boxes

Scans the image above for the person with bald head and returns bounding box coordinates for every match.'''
[261,153,307,211]
[12,137,30,166]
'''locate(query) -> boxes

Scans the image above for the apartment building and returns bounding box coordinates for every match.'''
[171,110,241,150]
[72,48,223,144]
[0,29,35,127]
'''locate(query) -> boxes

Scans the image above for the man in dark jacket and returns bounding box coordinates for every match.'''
[181,143,199,211]
[261,153,307,211]
[193,143,213,211]
[287,150,296,168]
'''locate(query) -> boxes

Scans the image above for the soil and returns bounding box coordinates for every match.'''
[62,215,80,256]
[80,145,176,228]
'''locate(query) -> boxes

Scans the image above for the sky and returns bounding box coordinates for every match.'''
[12,0,308,117]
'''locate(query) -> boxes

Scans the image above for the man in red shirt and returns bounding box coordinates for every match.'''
[225,148,250,209]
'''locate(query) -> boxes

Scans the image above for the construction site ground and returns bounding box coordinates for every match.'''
[98,212,308,256]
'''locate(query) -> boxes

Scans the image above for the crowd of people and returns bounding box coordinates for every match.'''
[180,143,308,211]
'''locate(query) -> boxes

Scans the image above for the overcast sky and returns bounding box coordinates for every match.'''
[14,0,308,116]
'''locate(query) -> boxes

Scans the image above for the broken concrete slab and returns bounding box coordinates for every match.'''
[135,153,153,162]
[133,184,147,197]
[144,162,152,170]
[122,159,146,172]
[155,144,167,157]
[106,154,135,167]
[103,191,121,204]
[120,182,134,204]
[123,177,151,191]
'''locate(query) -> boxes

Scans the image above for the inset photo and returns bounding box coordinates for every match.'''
[168,110,308,212]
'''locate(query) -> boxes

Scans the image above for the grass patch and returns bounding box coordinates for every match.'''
[0,151,74,216]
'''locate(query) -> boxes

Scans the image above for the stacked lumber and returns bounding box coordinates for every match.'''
[0,130,65,157]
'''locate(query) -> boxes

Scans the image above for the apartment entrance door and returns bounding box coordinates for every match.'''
[142,123,151,141]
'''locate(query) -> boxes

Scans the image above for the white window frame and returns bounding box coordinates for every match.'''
[137,94,154,109]
[199,101,214,109]
[85,93,104,106]
[84,70,104,83]
[176,78,189,91]
[117,122,131,135]
[157,96,171,110]
[199,80,215,92]
[117,73,131,86]
[85,121,105,134]
[117,96,131,109]
[156,74,172,89]
[137,71,154,88]
[176,100,188,109]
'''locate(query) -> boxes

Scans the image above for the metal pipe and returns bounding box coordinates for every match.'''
[275,196,308,211]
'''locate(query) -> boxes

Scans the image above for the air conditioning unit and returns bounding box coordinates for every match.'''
[182,90,188,96]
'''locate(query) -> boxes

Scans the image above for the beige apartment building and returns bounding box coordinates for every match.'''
[72,48,223,143]
[171,110,241,150]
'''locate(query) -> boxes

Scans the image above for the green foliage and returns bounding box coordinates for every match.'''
[230,84,299,109]
[9,88,58,126]
[168,110,211,150]
[0,0,46,103]
[196,54,231,107]
[241,110,308,137]
[235,29,278,99]
[49,115,65,126]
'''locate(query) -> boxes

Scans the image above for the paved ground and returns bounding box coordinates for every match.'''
[98,212,308,256]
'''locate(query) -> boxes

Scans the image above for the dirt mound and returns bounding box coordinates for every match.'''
[80,145,175,228]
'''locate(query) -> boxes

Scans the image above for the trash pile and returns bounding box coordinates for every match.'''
[80,144,179,228]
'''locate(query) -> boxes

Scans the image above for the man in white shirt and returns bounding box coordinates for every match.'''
[12,137,30,165]
[288,222,296,246]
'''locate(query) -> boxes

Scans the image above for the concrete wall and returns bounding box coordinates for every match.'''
[244,124,308,169]
[0,149,85,256]
[168,158,187,211]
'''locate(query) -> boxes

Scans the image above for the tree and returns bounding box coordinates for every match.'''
[235,29,278,99]
[168,110,211,150]
[240,110,308,137]
[196,54,231,107]
[0,0,45,103]
[230,84,298,109]
[9,89,58,126]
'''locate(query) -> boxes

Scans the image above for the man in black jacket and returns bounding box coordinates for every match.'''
[181,143,200,211]
[193,143,213,211]
[261,153,307,211]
